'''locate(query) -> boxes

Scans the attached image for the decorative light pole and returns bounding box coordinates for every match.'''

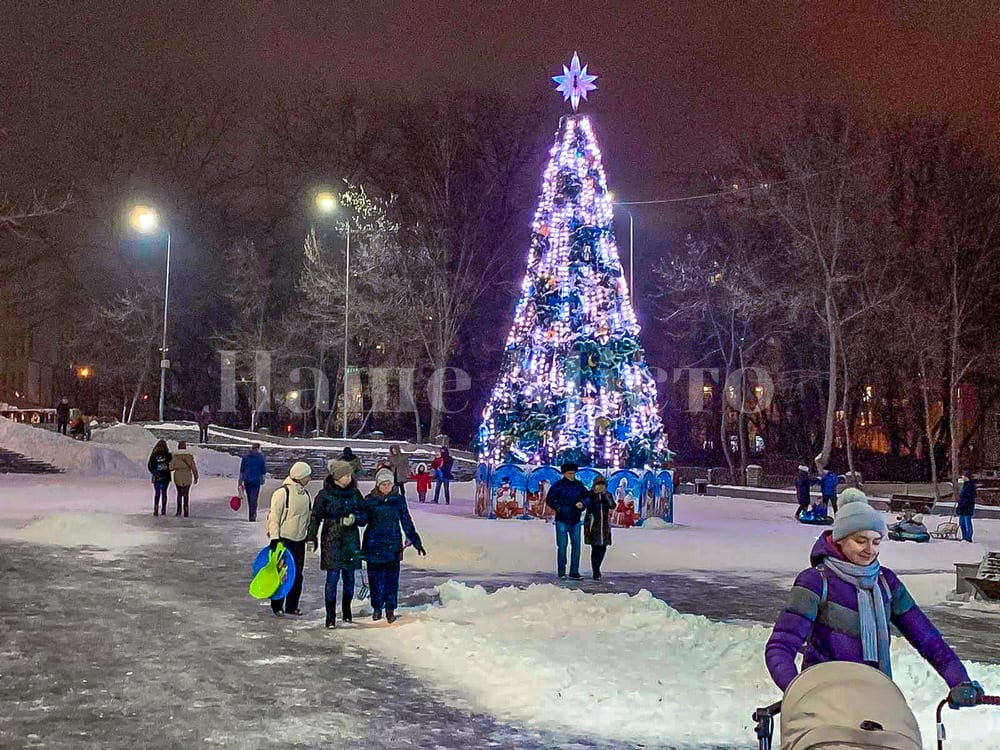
[129,204,171,422]
[313,190,351,438]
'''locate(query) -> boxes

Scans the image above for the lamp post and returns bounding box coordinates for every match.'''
[313,191,349,438]
[129,204,171,422]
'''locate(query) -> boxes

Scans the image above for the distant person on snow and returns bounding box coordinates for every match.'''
[820,467,842,514]
[307,460,363,629]
[957,469,977,543]
[196,405,213,444]
[388,444,411,498]
[341,446,363,479]
[411,463,433,504]
[794,465,816,520]
[147,439,173,517]
[431,447,454,504]
[359,468,426,623]
[545,462,589,580]
[584,475,614,580]
[266,461,313,617]
[169,441,199,517]
[765,488,983,708]
[239,443,267,522]
[55,397,70,435]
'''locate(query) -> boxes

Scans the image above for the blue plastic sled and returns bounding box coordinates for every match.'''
[251,544,297,600]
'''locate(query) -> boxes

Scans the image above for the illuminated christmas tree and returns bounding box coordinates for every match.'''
[476,54,666,469]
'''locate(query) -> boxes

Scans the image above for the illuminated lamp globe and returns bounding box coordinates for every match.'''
[129,205,160,234]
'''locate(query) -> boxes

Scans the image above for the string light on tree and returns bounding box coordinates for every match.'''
[476,54,666,469]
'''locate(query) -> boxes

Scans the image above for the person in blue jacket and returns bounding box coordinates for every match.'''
[820,467,842,514]
[957,469,977,543]
[545,461,590,580]
[239,443,268,522]
[358,468,427,623]
[794,465,817,520]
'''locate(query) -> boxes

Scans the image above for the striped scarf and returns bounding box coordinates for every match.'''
[824,557,892,678]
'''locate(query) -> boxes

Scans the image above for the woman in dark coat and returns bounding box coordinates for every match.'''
[584,475,614,580]
[147,439,172,517]
[358,468,427,623]
[307,460,363,628]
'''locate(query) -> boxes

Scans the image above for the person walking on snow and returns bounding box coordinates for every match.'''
[388,444,411,499]
[239,443,267,522]
[341,446,363,479]
[545,462,589,579]
[147,439,173,516]
[794,465,816,520]
[820,467,841,514]
[169,441,199,517]
[584,475,613,580]
[432,447,453,504]
[196,405,213,444]
[307,460,363,629]
[359,468,426,623]
[957,469,977,543]
[765,488,983,708]
[55,397,70,435]
[266,461,313,617]
[411,463,432,503]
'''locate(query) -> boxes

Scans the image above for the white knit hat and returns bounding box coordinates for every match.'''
[832,488,887,541]
[375,468,394,486]
[288,461,312,481]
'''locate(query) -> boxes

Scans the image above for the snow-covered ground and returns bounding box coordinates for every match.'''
[2,421,999,748]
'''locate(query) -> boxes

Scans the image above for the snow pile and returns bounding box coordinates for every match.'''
[0,416,145,478]
[0,511,160,557]
[349,582,1000,748]
[93,424,240,477]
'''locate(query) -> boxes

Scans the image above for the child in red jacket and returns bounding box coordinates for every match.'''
[411,464,433,503]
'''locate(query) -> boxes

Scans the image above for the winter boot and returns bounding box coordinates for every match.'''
[341,594,353,624]
[176,499,182,516]
[153,506,159,517]
[183,497,189,517]
[386,608,397,624]
[372,609,383,621]
[325,604,336,629]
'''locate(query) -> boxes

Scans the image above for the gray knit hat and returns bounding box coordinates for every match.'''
[832,488,887,541]
[374,468,394,487]
[326,459,353,482]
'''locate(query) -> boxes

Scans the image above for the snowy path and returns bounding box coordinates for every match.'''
[0,512,636,749]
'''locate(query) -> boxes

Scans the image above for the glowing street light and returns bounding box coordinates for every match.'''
[128,202,172,422]
[75,365,93,380]
[314,191,337,214]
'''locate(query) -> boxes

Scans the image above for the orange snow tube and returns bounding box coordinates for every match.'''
[780,662,921,750]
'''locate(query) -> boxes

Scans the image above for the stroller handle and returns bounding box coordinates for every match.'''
[935,695,1000,750]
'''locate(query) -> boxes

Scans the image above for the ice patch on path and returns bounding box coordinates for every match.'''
[0,417,145,478]
[0,512,160,556]
[346,582,1000,748]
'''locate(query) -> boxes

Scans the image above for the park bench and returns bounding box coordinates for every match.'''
[888,493,935,514]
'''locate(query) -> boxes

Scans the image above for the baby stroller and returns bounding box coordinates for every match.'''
[755,662,999,749]
[754,662,921,749]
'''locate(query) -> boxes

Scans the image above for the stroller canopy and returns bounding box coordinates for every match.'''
[780,662,921,750]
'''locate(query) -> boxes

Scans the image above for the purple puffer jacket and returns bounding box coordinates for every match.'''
[765,531,969,691]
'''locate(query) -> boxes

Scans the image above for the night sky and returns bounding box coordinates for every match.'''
[5,1,998,196]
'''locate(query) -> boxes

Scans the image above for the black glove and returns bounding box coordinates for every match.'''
[949,681,984,709]
[416,546,427,556]
[268,539,280,552]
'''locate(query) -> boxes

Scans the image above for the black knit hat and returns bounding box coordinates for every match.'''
[560,461,578,473]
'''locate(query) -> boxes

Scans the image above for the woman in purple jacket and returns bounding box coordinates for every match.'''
[766,489,983,707]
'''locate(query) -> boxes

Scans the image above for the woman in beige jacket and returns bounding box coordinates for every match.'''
[266,461,313,616]
[169,441,199,517]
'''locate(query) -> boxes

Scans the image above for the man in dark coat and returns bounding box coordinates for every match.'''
[545,462,589,579]
[308,460,363,628]
[820,468,841,514]
[957,470,977,543]
[432,447,454,504]
[358,469,427,623]
[239,443,267,522]
[794,465,816,520]
[55,397,70,435]
[195,405,213,444]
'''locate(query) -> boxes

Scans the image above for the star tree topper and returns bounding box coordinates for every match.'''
[552,51,598,111]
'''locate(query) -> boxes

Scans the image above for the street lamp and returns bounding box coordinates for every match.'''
[129,204,171,422]
[312,189,351,439]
